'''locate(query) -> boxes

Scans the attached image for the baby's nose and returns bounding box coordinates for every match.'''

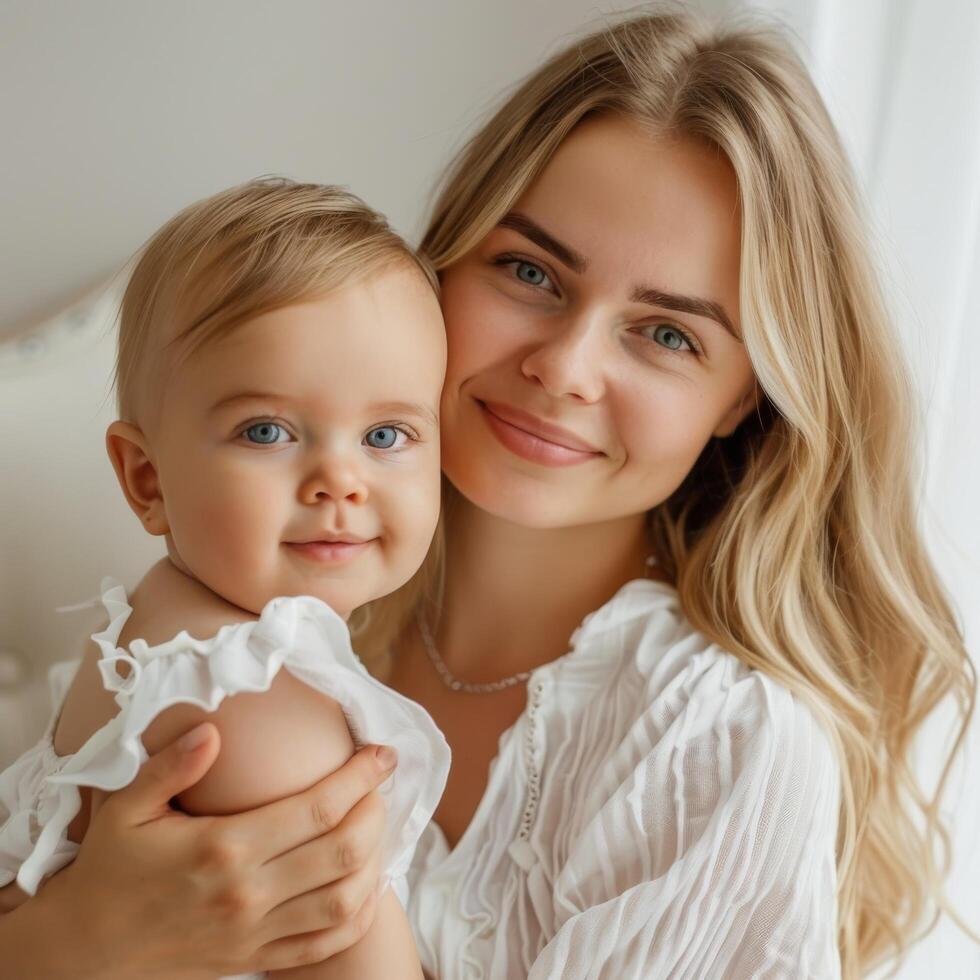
[298,458,368,505]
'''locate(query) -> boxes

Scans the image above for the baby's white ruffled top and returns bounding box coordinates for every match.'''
[0,578,450,918]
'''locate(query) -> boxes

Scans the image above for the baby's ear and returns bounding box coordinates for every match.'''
[105,421,169,536]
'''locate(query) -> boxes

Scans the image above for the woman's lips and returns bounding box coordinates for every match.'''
[477,400,603,467]
[284,540,373,564]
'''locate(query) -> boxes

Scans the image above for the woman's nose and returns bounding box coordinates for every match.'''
[519,313,606,403]
[298,455,368,506]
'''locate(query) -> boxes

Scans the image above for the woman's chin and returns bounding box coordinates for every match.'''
[443,462,588,530]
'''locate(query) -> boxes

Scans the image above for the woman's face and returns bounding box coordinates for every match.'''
[438,114,759,529]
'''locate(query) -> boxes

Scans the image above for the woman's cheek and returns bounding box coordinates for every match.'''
[615,385,700,466]
[443,280,513,372]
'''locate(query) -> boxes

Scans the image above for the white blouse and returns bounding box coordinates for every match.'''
[404,578,841,980]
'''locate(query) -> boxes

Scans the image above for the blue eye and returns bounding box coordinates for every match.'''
[639,323,698,356]
[654,325,688,350]
[492,254,558,294]
[244,422,288,444]
[364,425,409,450]
[515,261,548,287]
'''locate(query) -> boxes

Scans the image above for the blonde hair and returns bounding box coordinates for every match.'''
[115,177,437,423]
[364,6,977,976]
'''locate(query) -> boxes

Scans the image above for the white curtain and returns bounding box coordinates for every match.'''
[727,0,980,976]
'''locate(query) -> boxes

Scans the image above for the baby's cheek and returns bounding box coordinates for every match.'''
[189,484,269,564]
[178,489,282,612]
[386,476,441,565]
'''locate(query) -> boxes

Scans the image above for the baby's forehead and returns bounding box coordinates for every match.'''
[166,282,444,422]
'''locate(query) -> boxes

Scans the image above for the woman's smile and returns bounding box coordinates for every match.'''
[477,398,604,466]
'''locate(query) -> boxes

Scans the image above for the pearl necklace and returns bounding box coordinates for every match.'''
[417,555,660,695]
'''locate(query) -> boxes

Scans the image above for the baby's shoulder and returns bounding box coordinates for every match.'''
[52,563,355,820]
[53,562,253,759]
[120,559,255,650]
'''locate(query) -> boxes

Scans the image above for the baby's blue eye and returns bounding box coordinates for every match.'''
[515,261,547,286]
[244,422,287,444]
[365,426,400,449]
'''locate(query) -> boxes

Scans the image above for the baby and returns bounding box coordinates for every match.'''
[0,179,451,979]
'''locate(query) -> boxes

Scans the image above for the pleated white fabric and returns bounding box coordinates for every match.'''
[404,578,841,980]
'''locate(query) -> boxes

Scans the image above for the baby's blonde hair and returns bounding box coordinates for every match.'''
[115,177,437,424]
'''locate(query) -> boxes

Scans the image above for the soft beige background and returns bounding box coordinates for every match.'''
[1,3,977,977]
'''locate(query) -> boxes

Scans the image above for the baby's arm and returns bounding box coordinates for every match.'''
[142,680,424,980]
[55,562,423,979]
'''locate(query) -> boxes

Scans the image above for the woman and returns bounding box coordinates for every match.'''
[2,7,974,979]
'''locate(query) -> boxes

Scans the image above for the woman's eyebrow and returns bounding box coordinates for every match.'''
[498,211,587,273]
[498,210,739,342]
[632,286,740,342]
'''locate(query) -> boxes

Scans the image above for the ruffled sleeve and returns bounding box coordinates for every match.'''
[8,578,450,899]
[527,660,841,980]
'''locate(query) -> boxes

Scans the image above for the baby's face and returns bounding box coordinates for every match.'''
[151,263,446,618]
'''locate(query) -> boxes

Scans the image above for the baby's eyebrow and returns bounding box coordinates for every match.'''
[208,392,438,428]
[368,401,439,428]
[209,391,288,413]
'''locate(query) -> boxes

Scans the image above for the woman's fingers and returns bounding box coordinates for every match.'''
[51,736,394,975]
[251,885,380,974]
[259,788,385,903]
[233,744,396,862]
[261,835,384,939]
[97,723,221,825]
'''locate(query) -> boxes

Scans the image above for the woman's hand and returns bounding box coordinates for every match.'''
[9,722,397,979]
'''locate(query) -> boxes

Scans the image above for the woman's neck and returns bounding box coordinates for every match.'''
[434,495,654,680]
